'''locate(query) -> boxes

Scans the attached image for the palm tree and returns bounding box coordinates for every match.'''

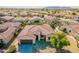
[50,31,70,52]
[49,18,62,29]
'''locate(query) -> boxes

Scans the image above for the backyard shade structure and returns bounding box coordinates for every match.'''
[18,34,36,40]
[0,16,14,21]
[0,22,21,44]
[16,24,54,44]
[18,33,36,44]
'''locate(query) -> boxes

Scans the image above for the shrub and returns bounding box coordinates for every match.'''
[49,19,62,29]
[50,31,70,49]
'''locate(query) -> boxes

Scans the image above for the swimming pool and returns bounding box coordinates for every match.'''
[19,39,48,53]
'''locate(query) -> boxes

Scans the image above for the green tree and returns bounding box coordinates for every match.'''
[50,31,70,52]
[49,18,62,29]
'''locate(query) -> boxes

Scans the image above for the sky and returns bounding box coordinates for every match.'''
[0,0,79,7]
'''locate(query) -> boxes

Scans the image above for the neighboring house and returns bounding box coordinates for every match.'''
[54,12,66,17]
[12,17,28,22]
[63,21,79,38]
[31,12,39,17]
[66,21,79,46]
[29,16,44,23]
[0,16,14,22]
[1,22,21,29]
[44,15,56,23]
[0,11,7,17]
[0,27,17,44]
[59,18,78,23]
[16,24,54,44]
[0,23,9,33]
[20,12,28,17]
[65,15,79,20]
[0,22,21,45]
[11,12,17,17]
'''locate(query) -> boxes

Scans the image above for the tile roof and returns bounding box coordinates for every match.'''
[67,22,79,34]
[0,16,14,21]
[0,27,17,44]
[0,22,21,44]
[17,24,54,40]
[12,17,28,22]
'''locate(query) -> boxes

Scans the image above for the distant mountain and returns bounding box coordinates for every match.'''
[45,6,79,9]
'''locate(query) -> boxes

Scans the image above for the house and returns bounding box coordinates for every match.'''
[67,22,79,36]
[31,12,39,17]
[65,15,79,20]
[29,16,44,23]
[20,11,28,17]
[0,23,9,33]
[0,27,17,44]
[0,11,7,17]
[12,17,28,22]
[0,22,21,45]
[65,21,79,46]
[54,12,66,17]
[2,22,21,29]
[44,15,56,23]
[0,16,14,22]
[16,24,54,44]
[62,21,79,38]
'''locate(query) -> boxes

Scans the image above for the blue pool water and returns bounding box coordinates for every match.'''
[19,39,48,53]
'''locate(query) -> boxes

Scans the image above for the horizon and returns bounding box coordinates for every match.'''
[0,6,79,8]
